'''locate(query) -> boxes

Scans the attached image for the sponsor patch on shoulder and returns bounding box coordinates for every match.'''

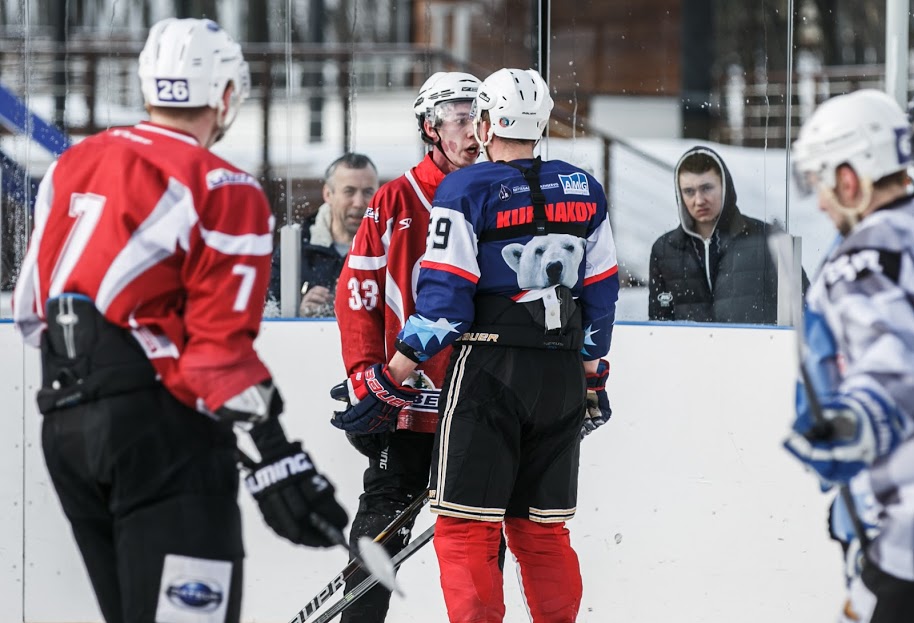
[111,129,153,145]
[206,168,261,190]
[559,172,590,196]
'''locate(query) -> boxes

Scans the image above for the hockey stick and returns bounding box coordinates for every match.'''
[235,448,400,595]
[303,523,436,623]
[291,490,431,622]
[768,233,871,552]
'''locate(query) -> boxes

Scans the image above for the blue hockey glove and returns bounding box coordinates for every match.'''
[330,363,420,435]
[581,359,611,439]
[784,387,905,485]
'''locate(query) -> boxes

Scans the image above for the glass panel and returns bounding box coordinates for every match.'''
[1,3,803,324]
[785,1,899,277]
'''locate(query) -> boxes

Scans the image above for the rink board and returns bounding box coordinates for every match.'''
[0,321,842,622]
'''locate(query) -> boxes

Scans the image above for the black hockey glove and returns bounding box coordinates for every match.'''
[243,418,349,548]
[329,363,420,435]
[581,359,611,439]
[345,431,391,460]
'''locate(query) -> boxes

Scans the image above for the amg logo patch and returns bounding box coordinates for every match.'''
[559,173,590,196]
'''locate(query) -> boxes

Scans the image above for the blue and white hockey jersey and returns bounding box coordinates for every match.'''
[397,158,619,362]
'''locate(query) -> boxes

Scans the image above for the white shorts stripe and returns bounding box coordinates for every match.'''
[436,344,472,505]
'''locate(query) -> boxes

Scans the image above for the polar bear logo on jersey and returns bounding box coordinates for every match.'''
[501,234,586,289]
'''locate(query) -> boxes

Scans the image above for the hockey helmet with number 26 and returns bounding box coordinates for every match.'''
[138,18,251,131]
[792,89,912,197]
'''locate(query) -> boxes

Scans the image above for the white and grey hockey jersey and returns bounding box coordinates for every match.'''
[805,194,914,581]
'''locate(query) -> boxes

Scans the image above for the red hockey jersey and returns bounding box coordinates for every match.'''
[13,122,274,413]
[334,154,451,433]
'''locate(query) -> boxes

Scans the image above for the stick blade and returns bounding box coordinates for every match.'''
[356,537,402,596]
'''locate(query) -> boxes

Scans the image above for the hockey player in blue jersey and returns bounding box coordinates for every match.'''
[331,67,619,622]
[786,89,914,622]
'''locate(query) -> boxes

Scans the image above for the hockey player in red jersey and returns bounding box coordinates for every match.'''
[331,71,481,622]
[13,18,347,623]
[333,67,619,622]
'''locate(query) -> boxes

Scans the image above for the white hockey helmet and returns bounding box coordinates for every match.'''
[413,71,480,143]
[792,89,912,196]
[138,18,251,130]
[472,68,554,141]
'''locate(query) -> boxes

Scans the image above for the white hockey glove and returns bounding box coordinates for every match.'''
[784,387,905,485]
[828,481,880,587]
[216,380,283,424]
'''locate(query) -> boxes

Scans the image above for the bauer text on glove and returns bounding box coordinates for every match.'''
[329,363,420,435]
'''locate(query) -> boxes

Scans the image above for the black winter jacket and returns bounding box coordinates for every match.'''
[648,146,783,324]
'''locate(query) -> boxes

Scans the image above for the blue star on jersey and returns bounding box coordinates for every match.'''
[401,314,463,352]
[582,323,600,357]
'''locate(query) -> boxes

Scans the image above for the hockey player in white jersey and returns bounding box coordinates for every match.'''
[786,89,914,622]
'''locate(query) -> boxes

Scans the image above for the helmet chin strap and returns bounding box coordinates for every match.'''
[429,128,466,172]
[208,97,229,146]
[472,117,494,162]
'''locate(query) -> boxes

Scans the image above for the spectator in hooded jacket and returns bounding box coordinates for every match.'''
[648,146,802,323]
[268,152,378,316]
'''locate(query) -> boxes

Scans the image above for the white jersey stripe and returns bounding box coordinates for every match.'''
[95,178,197,313]
[199,226,272,256]
[348,254,388,271]
[385,272,406,329]
[404,169,433,212]
[134,122,199,146]
[13,162,57,345]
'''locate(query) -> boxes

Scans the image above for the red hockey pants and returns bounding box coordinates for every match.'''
[434,515,583,622]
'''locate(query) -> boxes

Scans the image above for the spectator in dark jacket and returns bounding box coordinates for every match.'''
[268,152,378,316]
[648,145,797,323]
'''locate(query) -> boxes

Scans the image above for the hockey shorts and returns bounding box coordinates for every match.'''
[430,343,585,523]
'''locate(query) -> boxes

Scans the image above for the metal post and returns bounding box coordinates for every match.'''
[279,224,303,317]
[536,0,550,80]
[777,234,803,327]
[885,0,909,108]
[308,0,325,142]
